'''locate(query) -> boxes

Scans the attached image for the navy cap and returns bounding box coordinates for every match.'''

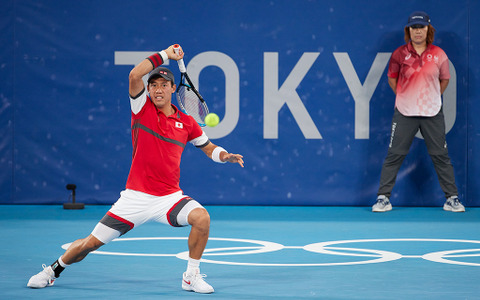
[148,67,175,83]
[407,11,431,27]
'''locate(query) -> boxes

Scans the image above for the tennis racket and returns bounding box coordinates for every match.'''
[173,44,209,127]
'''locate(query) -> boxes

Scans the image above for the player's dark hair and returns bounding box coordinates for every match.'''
[404,24,435,45]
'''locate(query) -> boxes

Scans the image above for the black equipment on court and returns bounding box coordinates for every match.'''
[63,184,85,209]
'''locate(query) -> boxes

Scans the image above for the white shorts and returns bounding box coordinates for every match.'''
[91,189,203,244]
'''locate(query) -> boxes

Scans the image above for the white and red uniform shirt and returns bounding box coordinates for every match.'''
[388,42,450,116]
[125,90,209,196]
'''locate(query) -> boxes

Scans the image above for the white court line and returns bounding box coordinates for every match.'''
[61,237,480,267]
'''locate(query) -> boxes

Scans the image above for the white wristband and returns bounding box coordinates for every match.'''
[159,50,168,63]
[212,147,227,163]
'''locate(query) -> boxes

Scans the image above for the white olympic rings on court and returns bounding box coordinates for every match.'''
[61,237,480,267]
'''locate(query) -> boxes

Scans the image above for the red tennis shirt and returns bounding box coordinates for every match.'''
[125,90,208,196]
[388,42,450,117]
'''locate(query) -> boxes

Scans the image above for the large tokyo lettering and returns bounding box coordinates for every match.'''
[115,51,457,140]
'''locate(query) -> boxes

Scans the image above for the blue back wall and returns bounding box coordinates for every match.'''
[1,0,479,206]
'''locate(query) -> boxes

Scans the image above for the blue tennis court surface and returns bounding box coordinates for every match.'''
[1,205,479,299]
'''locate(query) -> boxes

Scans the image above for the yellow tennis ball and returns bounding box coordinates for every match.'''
[205,113,220,127]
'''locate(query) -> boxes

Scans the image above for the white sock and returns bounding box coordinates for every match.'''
[186,257,200,276]
[58,256,69,267]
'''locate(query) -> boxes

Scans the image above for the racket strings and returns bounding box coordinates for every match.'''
[177,85,208,124]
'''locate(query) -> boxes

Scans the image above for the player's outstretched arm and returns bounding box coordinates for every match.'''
[201,142,244,168]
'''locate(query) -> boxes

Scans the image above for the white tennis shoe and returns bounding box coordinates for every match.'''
[182,271,214,294]
[443,196,465,212]
[27,264,56,288]
[372,195,392,212]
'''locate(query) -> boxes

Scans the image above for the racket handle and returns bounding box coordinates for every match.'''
[173,44,187,73]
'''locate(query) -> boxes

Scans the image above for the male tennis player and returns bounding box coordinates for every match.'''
[27,44,244,294]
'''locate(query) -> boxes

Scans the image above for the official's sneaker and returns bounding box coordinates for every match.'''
[27,264,56,288]
[443,196,465,212]
[182,271,214,294]
[372,195,392,212]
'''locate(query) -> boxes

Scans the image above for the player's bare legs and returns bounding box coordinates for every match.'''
[182,207,214,293]
[61,234,104,264]
[187,207,210,259]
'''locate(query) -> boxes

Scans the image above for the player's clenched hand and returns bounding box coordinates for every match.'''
[166,44,184,61]
[222,153,244,168]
